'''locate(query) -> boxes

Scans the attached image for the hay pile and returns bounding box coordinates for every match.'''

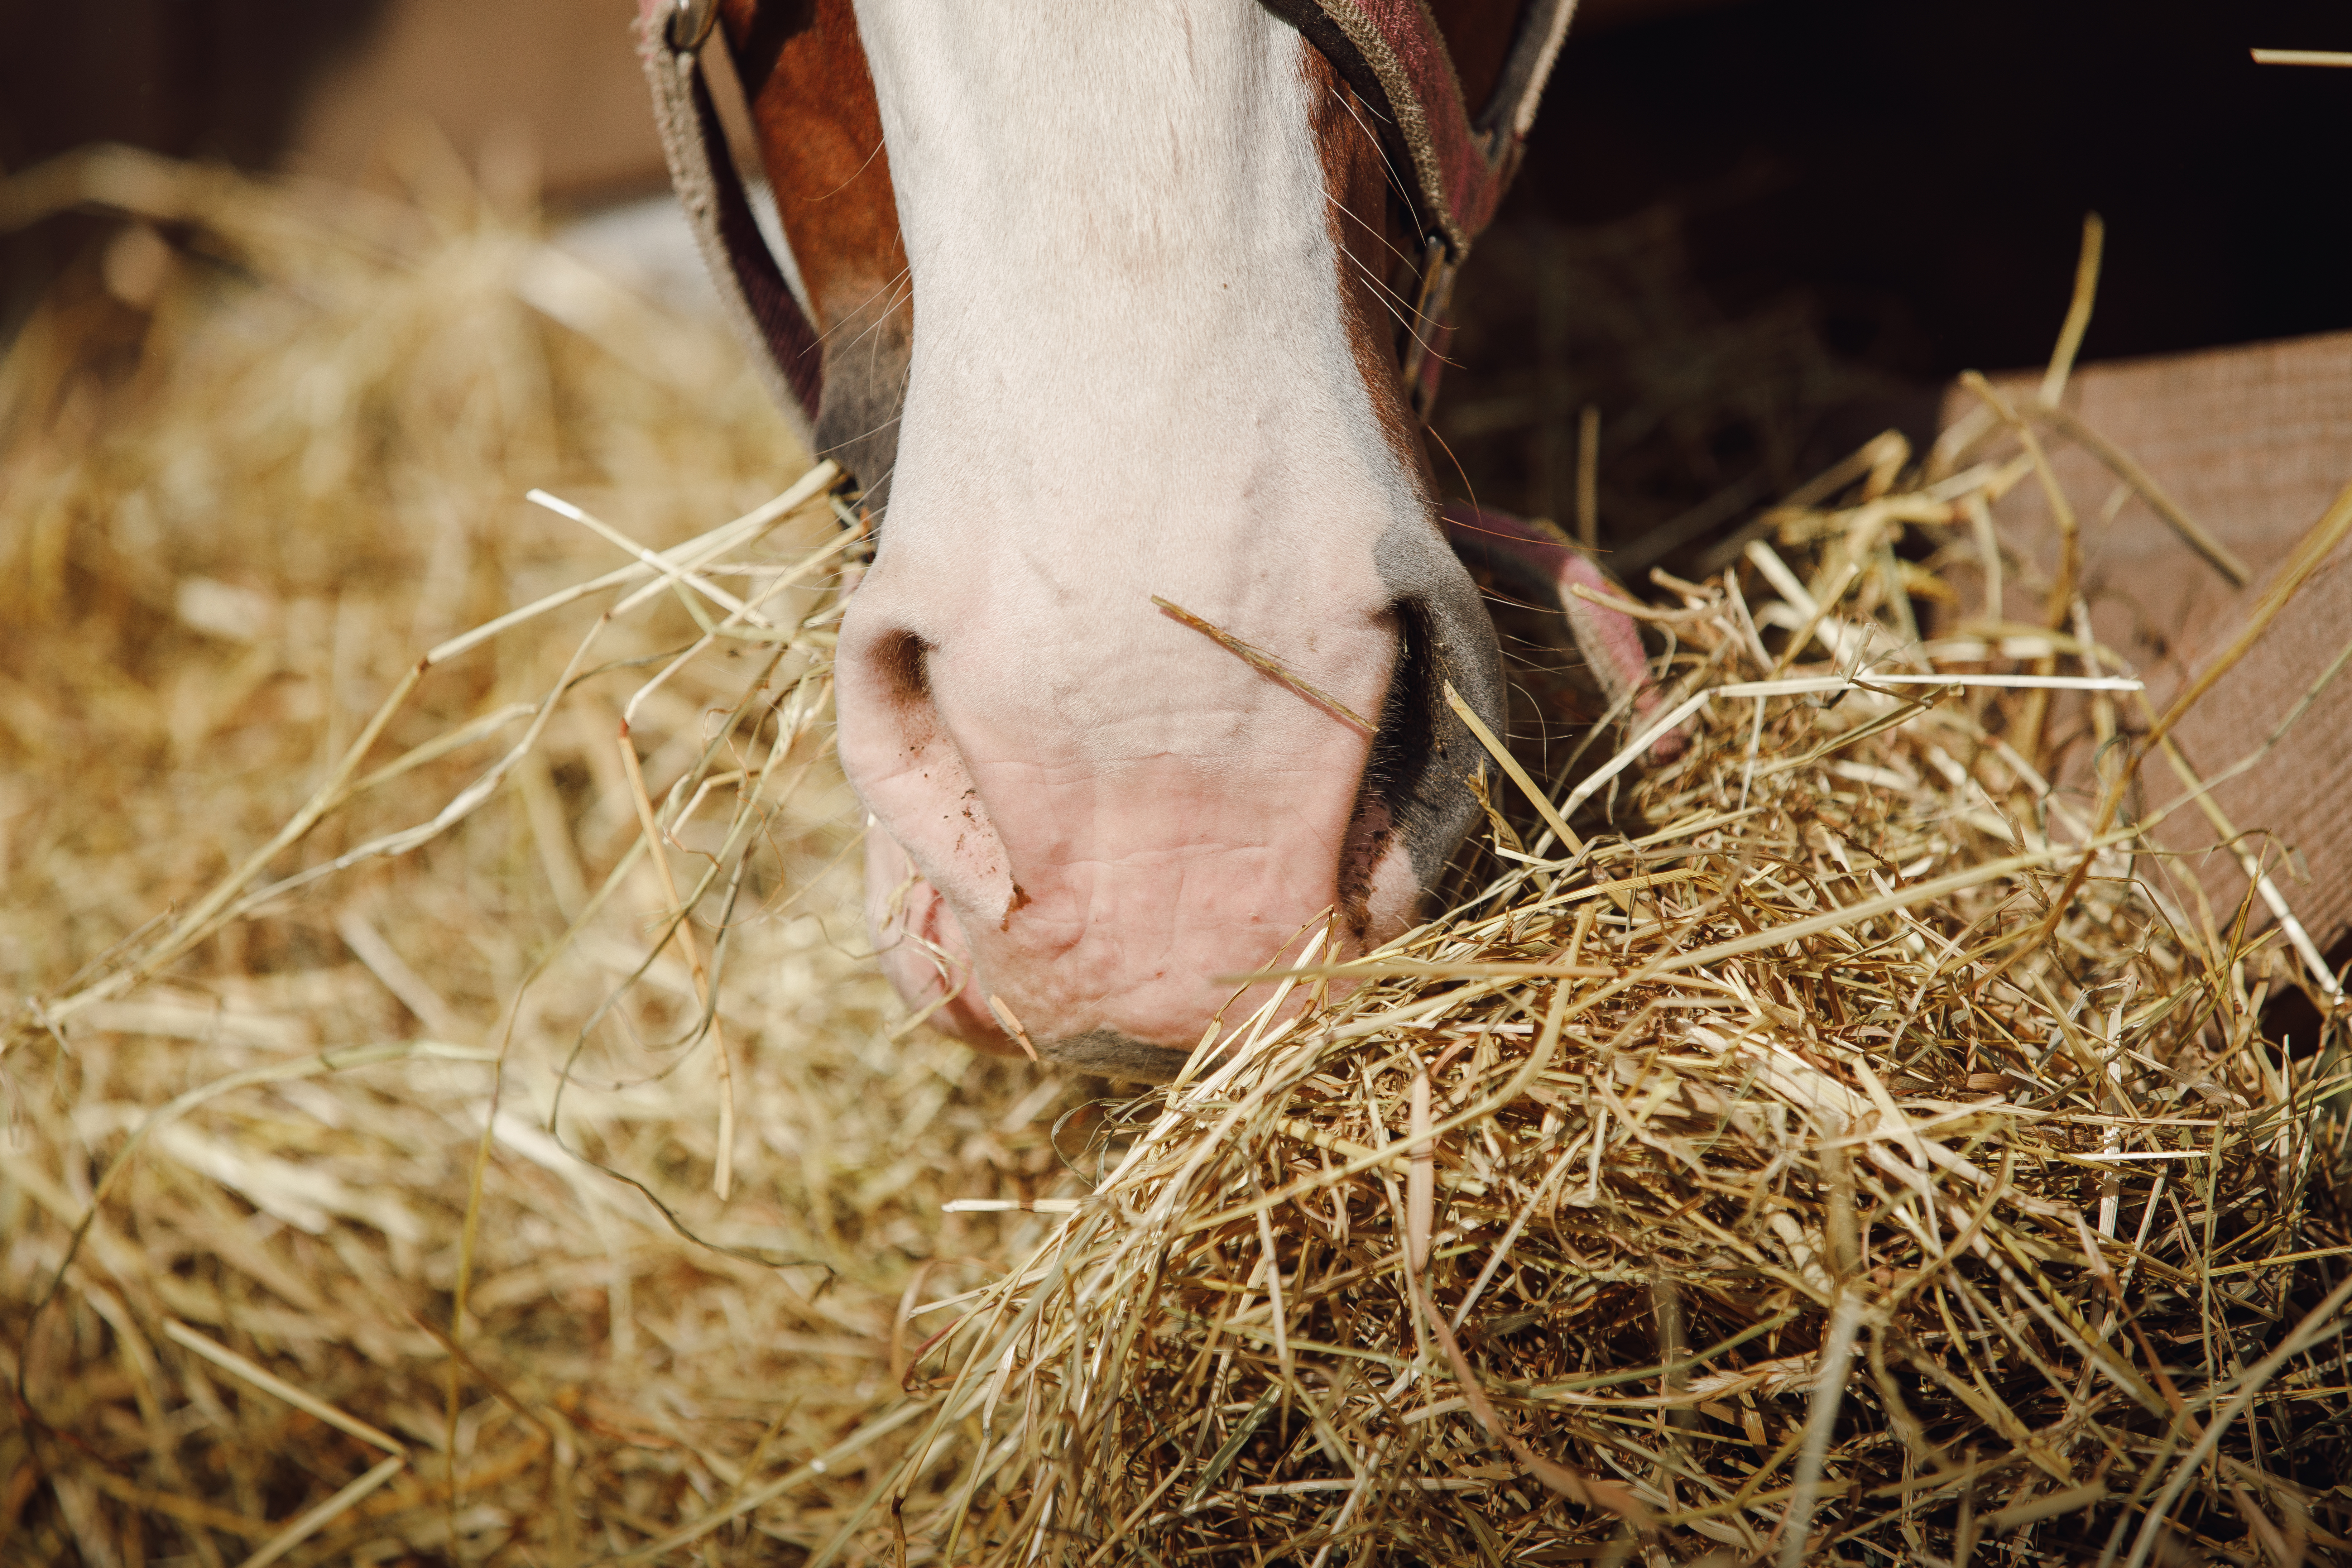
[3,145,2349,1568]
[857,447,2352,1563]
[891,668,2352,1566]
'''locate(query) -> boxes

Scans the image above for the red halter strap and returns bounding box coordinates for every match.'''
[1260,0,1573,259]
[636,0,1574,440]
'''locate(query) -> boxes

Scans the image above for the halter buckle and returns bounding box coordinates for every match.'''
[667,0,720,54]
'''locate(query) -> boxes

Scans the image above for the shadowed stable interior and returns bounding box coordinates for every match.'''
[1436,0,2352,569]
[6,0,2350,459]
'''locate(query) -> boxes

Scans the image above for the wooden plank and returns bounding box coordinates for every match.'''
[1939,332,2352,957]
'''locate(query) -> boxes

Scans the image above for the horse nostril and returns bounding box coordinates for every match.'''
[1336,788,1398,938]
[873,628,932,709]
[1340,572,1508,933]
[848,625,949,764]
[1333,608,1425,939]
[1362,601,1443,822]
[839,613,1020,973]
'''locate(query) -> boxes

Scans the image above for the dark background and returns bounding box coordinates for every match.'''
[3,0,2347,566]
[0,0,390,336]
[1437,0,2352,565]
[0,2,383,175]
[1547,0,2352,375]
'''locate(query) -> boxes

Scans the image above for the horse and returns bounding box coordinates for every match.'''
[640,0,1668,1079]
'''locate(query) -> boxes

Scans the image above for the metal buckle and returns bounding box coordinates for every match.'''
[667,0,720,54]
[1398,235,1457,417]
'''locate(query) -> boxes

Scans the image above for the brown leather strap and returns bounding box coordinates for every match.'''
[638,0,825,440]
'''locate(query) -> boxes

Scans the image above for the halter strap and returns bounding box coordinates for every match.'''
[1260,0,1574,259]
[635,0,1573,440]
[638,0,825,439]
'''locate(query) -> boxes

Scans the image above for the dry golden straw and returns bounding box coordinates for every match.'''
[2,142,2348,1568]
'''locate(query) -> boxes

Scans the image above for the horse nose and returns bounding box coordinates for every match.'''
[835,582,1420,1078]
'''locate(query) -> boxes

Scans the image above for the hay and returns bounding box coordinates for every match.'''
[853,502,2352,1564]
[0,145,1086,1567]
[4,144,2350,1568]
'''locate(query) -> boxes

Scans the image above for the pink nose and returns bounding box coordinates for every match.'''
[863,756,1422,1078]
[836,594,1421,1080]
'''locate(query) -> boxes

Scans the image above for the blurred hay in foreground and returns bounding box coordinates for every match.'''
[3,143,2351,1568]
[0,144,1086,1567]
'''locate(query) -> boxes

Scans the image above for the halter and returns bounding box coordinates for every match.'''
[638,0,1575,447]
